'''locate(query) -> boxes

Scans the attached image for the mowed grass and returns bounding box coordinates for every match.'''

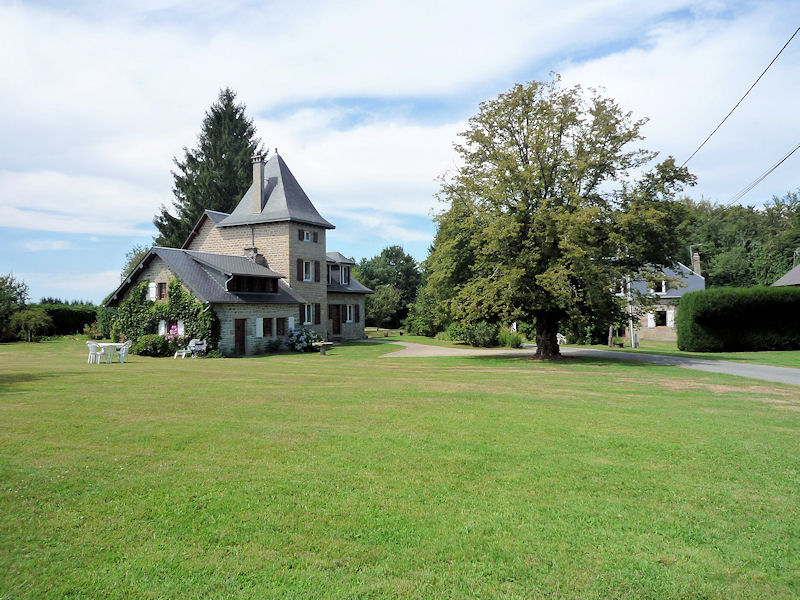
[1,338,799,599]
[584,339,800,369]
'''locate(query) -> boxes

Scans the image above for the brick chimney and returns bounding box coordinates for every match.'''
[692,251,702,276]
[251,154,264,213]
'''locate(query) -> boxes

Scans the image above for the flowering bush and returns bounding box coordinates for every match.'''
[164,324,187,354]
[286,327,320,352]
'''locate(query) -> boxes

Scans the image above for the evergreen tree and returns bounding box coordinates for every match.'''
[154,88,264,247]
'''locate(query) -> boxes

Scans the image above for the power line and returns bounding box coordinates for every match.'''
[723,140,800,206]
[681,25,800,167]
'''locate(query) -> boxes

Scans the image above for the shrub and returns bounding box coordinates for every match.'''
[96,305,116,338]
[286,327,320,352]
[205,349,223,359]
[498,328,523,348]
[132,334,171,357]
[445,322,465,342]
[462,322,499,347]
[83,321,102,340]
[266,338,283,353]
[434,331,451,341]
[676,286,800,352]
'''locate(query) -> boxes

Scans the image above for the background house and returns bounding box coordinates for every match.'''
[627,257,706,342]
[106,153,372,354]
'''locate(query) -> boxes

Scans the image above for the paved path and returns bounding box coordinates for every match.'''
[369,340,800,387]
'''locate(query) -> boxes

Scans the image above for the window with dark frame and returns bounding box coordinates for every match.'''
[157,282,167,300]
[655,311,667,327]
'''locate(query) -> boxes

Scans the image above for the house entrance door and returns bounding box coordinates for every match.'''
[329,304,341,335]
[234,319,246,354]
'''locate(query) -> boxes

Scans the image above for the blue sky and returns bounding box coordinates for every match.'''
[1,0,799,303]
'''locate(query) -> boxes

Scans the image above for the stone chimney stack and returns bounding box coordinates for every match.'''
[251,154,264,213]
[692,251,702,276]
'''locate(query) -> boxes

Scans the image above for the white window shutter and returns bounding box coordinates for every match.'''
[177,320,185,335]
[158,320,166,335]
[256,318,263,338]
[148,282,156,301]
[288,316,295,330]
[667,309,675,328]
[646,312,655,328]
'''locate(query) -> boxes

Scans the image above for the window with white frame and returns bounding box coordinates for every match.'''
[303,260,313,282]
[303,230,312,242]
[327,264,333,284]
[346,304,354,323]
[341,265,351,285]
[304,304,313,325]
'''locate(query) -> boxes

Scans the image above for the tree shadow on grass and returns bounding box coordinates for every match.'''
[0,371,75,393]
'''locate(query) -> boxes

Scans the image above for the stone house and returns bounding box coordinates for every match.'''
[106,153,372,354]
[626,258,705,342]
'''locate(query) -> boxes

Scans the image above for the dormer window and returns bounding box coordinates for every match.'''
[341,266,350,285]
[227,276,277,293]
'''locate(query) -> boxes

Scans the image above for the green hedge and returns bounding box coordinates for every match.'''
[35,303,96,335]
[676,286,800,352]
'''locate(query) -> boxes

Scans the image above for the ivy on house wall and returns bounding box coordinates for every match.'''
[111,280,220,348]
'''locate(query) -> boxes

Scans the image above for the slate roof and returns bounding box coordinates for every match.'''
[773,264,800,287]
[184,250,284,278]
[629,262,705,299]
[327,279,374,295]
[218,154,334,229]
[326,251,355,264]
[105,247,306,307]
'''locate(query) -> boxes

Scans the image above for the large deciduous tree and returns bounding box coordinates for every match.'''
[0,273,29,341]
[419,76,695,358]
[154,88,263,248]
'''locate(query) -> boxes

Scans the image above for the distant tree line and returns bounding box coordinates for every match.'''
[676,191,800,288]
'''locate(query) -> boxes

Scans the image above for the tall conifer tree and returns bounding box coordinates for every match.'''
[154,88,263,247]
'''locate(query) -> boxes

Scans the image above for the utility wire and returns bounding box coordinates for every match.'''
[723,140,800,206]
[681,25,800,167]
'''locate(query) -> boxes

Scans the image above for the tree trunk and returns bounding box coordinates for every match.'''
[534,311,561,359]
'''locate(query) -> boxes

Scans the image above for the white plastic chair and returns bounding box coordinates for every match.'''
[115,340,132,363]
[86,341,105,364]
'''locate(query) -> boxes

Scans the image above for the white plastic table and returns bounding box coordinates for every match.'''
[96,342,125,363]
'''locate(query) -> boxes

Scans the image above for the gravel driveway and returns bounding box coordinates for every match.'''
[369,340,800,387]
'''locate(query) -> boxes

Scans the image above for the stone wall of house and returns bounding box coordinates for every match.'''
[635,302,678,342]
[326,292,366,340]
[116,256,185,304]
[286,222,328,338]
[214,303,299,355]
[186,219,292,278]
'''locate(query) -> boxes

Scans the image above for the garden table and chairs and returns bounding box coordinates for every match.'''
[86,341,131,364]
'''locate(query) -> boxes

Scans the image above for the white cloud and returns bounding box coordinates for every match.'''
[20,240,74,252]
[0,170,161,236]
[558,4,800,204]
[18,269,120,303]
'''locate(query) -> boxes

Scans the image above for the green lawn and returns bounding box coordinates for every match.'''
[582,339,800,369]
[2,338,799,599]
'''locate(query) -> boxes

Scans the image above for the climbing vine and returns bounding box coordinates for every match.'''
[111,279,219,348]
